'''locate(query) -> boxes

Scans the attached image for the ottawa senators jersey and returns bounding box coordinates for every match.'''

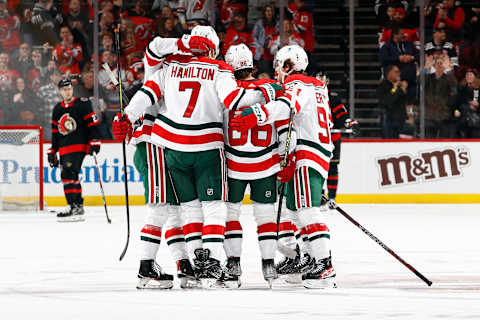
[223,78,292,180]
[51,97,101,156]
[328,91,349,142]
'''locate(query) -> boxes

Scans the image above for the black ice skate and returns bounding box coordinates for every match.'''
[262,259,278,288]
[177,259,200,289]
[194,249,226,289]
[223,256,241,288]
[327,199,337,210]
[57,204,85,222]
[295,253,315,274]
[136,259,174,289]
[276,245,300,275]
[302,255,336,289]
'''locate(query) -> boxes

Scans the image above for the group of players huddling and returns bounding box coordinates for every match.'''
[48,24,359,290]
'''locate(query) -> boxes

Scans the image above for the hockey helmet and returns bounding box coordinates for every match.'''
[273,45,308,73]
[316,70,330,84]
[191,25,220,58]
[225,44,253,71]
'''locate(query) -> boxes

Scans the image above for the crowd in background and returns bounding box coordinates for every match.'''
[376,0,480,138]
[0,0,314,140]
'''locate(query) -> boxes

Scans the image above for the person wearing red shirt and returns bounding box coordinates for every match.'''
[434,0,465,42]
[52,25,84,79]
[219,0,247,29]
[0,53,20,91]
[222,12,255,57]
[288,0,314,53]
[0,0,21,53]
[269,17,304,56]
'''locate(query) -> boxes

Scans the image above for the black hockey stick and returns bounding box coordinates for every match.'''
[276,105,296,238]
[114,25,131,261]
[93,152,111,224]
[326,196,433,287]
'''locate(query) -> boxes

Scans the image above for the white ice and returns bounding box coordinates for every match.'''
[1,204,480,320]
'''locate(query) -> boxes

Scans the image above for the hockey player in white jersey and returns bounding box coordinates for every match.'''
[113,26,282,287]
[231,45,336,289]
[222,44,292,287]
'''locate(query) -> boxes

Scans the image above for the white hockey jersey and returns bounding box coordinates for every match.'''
[125,53,265,152]
[262,74,333,179]
[224,78,294,180]
[177,0,215,29]
[131,103,161,145]
[143,37,181,79]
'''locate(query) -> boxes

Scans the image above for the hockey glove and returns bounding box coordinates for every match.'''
[345,118,360,136]
[277,153,296,183]
[112,113,133,142]
[88,140,101,155]
[230,104,268,132]
[47,148,59,168]
[255,82,285,103]
[177,35,216,56]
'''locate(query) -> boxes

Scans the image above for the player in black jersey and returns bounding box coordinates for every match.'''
[316,71,360,209]
[47,79,101,222]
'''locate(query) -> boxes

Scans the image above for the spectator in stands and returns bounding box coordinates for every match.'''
[26,49,47,93]
[177,0,215,30]
[37,68,62,139]
[222,12,255,56]
[157,17,183,38]
[424,56,458,138]
[65,0,91,55]
[465,1,480,43]
[9,77,40,125]
[52,25,84,80]
[122,1,156,57]
[100,32,115,55]
[460,34,480,72]
[0,0,21,53]
[30,0,63,45]
[375,0,409,27]
[219,0,248,29]
[425,25,458,70]
[433,0,465,43]
[377,65,408,138]
[379,26,418,102]
[13,43,33,77]
[379,8,419,49]
[269,16,304,56]
[253,5,278,76]
[454,68,480,138]
[120,18,143,66]
[99,10,115,36]
[0,53,19,91]
[288,0,314,54]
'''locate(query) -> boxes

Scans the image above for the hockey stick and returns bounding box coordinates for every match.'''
[326,195,433,287]
[114,25,131,261]
[102,62,131,105]
[93,152,111,224]
[331,128,353,134]
[276,103,296,238]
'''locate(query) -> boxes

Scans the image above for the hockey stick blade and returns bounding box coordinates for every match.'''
[326,196,433,286]
[93,152,111,224]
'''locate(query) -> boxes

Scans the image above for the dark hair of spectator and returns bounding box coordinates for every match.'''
[262,5,276,27]
[384,64,397,77]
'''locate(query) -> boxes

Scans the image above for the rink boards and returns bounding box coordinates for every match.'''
[0,140,479,206]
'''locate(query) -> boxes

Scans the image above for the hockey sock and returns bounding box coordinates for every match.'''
[181,199,203,260]
[62,179,82,205]
[327,175,338,200]
[253,202,277,260]
[164,205,188,261]
[298,207,331,260]
[225,202,242,258]
[201,200,227,261]
[139,204,168,260]
[277,209,298,259]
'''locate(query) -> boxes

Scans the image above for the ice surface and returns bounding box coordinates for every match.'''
[1,204,480,319]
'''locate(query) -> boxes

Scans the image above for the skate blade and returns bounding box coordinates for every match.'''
[266,278,274,289]
[58,215,85,222]
[303,278,337,289]
[200,278,227,289]
[180,277,201,289]
[284,273,302,284]
[136,278,173,289]
[223,279,241,289]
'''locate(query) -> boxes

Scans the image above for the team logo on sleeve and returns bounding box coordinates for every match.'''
[58,113,77,135]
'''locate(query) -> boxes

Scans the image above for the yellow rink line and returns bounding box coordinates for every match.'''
[43,193,480,206]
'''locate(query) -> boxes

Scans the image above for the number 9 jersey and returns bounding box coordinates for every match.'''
[224,79,295,180]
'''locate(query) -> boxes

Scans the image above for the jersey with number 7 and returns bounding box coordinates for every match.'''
[125,53,265,152]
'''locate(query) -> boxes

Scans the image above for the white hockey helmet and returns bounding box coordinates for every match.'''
[225,44,253,71]
[273,45,309,73]
[191,25,220,58]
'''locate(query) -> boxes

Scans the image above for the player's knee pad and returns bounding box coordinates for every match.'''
[180,199,203,224]
[202,200,227,225]
[144,203,168,227]
[164,205,183,229]
[226,202,241,221]
[291,211,305,229]
[297,207,326,228]
[252,201,275,226]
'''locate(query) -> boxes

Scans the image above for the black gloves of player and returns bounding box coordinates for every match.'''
[345,119,360,136]
[88,140,101,155]
[47,148,59,168]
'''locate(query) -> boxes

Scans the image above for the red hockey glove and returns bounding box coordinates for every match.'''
[255,82,285,103]
[230,104,268,132]
[345,118,360,136]
[277,153,296,183]
[177,35,216,56]
[88,140,101,155]
[112,113,133,142]
[47,148,59,168]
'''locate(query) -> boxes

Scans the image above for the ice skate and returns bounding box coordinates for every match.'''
[328,199,337,211]
[136,259,174,289]
[262,259,277,288]
[193,249,225,289]
[57,204,85,222]
[224,256,241,288]
[177,259,200,288]
[302,256,336,289]
[276,245,300,275]
[285,253,315,284]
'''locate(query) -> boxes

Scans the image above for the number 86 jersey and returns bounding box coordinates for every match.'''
[224,79,294,180]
